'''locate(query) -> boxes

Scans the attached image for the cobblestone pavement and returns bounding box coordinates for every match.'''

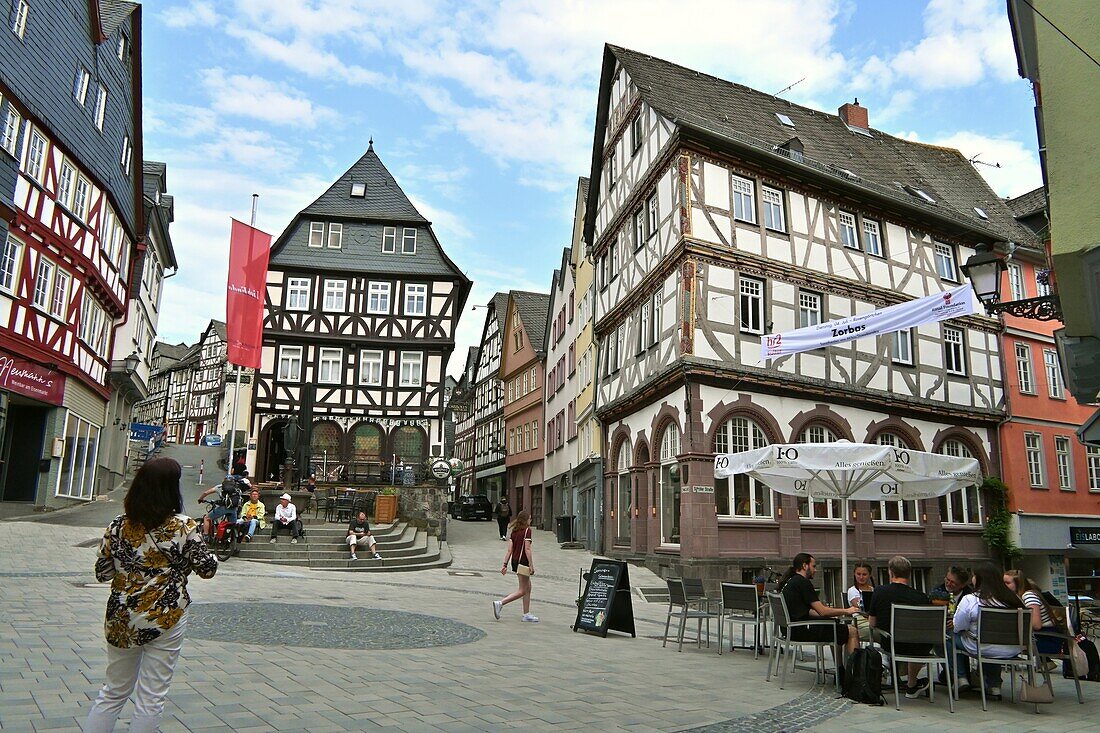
[1,497,1096,732]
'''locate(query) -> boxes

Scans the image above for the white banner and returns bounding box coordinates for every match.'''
[763,284,976,361]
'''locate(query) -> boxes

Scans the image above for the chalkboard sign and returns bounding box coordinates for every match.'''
[572,559,636,638]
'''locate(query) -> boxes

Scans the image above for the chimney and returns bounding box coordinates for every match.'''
[838,98,868,130]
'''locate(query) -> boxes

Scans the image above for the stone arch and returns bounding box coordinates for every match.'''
[787,405,854,443]
[930,427,990,475]
[391,425,428,465]
[349,421,384,463]
[863,416,926,451]
[650,402,682,460]
[633,434,651,467]
[707,395,785,449]
[608,424,633,472]
[309,420,343,466]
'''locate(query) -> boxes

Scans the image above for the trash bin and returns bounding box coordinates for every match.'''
[555,515,575,543]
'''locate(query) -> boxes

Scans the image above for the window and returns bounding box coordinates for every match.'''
[0,233,23,292]
[318,348,342,384]
[893,328,913,365]
[609,236,619,279]
[308,222,324,248]
[646,192,658,238]
[651,289,662,346]
[286,277,310,310]
[93,84,107,130]
[1,106,20,154]
[938,439,982,524]
[120,135,132,174]
[32,257,53,309]
[762,186,785,232]
[507,380,514,404]
[25,129,45,181]
[116,35,127,61]
[776,112,794,127]
[73,66,90,105]
[382,226,396,253]
[1008,263,1025,301]
[739,276,764,334]
[367,282,390,313]
[532,421,538,450]
[1015,343,1034,394]
[399,352,422,386]
[934,243,957,281]
[630,113,643,153]
[1025,432,1045,487]
[402,228,417,254]
[659,426,681,543]
[12,0,28,39]
[1036,271,1052,297]
[50,269,68,319]
[1055,436,1073,491]
[72,176,90,220]
[1044,349,1063,398]
[322,280,346,312]
[277,346,302,381]
[638,303,649,353]
[606,149,616,190]
[55,413,100,501]
[839,211,858,249]
[57,161,75,209]
[944,326,966,376]
[404,283,427,315]
[508,427,515,455]
[1089,446,1100,493]
[714,417,771,518]
[798,291,821,328]
[523,423,530,452]
[732,176,755,223]
[350,182,365,197]
[633,209,644,250]
[862,219,882,256]
[327,222,342,249]
[797,426,840,519]
[871,434,918,522]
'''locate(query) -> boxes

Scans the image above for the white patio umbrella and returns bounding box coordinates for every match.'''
[713,440,982,592]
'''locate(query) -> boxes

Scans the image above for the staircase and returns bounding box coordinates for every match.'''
[233,518,451,572]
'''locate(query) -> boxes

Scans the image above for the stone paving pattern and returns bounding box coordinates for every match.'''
[0,444,1095,731]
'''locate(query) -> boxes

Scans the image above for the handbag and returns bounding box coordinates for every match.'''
[1069,639,1089,678]
[1016,675,1054,703]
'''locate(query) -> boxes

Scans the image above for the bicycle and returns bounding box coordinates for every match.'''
[200,498,240,562]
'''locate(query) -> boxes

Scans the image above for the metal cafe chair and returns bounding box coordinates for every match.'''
[662,578,721,652]
[955,607,1039,713]
[719,583,763,658]
[885,604,954,712]
[1034,625,1084,704]
[765,591,840,691]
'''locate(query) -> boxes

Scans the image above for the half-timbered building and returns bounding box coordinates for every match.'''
[501,291,550,525]
[451,346,478,497]
[584,46,1036,596]
[0,0,143,506]
[471,292,510,502]
[543,248,579,532]
[164,346,196,444]
[251,144,471,484]
[132,340,190,428]
[185,319,226,443]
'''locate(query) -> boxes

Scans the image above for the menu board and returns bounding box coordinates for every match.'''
[573,559,636,638]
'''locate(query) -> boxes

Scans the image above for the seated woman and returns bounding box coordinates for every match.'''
[1005,569,1063,659]
[953,562,1026,701]
[847,562,875,610]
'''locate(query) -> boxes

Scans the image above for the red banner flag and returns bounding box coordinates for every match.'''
[226,219,271,369]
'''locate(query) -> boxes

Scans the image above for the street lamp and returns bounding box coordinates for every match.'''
[961,243,1062,321]
[124,351,140,374]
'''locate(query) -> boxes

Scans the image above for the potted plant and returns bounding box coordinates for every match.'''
[375,487,399,524]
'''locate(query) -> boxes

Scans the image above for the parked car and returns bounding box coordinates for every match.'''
[200,434,223,447]
[449,494,492,521]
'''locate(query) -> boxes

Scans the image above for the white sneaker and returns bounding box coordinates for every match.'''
[350,554,357,561]
[373,553,382,560]
[291,538,298,544]
[521,613,539,623]
[492,600,502,620]
[269,538,276,544]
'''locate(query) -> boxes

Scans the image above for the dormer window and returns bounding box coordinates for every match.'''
[350,182,365,197]
[327,223,342,248]
[308,221,324,248]
[382,226,396,253]
[402,227,416,254]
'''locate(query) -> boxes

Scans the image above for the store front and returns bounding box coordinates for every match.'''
[0,350,66,504]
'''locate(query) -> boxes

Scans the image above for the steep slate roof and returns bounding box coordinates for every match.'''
[578,176,590,203]
[511,291,551,356]
[99,0,138,38]
[590,45,1035,247]
[491,292,510,327]
[301,142,427,223]
[1008,187,1046,219]
[154,341,191,362]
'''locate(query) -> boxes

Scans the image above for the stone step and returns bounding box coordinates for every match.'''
[233,531,449,574]
[237,532,426,561]
[295,522,408,541]
[309,538,445,570]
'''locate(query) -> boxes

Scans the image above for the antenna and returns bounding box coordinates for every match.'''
[773,77,805,97]
[967,154,1002,169]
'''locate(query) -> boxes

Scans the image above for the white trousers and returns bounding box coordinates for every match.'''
[348,535,376,550]
[83,614,187,733]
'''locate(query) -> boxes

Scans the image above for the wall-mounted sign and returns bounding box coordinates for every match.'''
[1070,526,1100,545]
[0,350,65,405]
[691,485,714,494]
[430,460,450,479]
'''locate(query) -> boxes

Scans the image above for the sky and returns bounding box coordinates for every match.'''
[144,0,1043,375]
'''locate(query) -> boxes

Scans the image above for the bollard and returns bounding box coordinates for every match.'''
[198,459,204,485]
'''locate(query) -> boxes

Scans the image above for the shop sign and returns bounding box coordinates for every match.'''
[1070,526,1100,545]
[0,350,65,405]
[430,459,450,479]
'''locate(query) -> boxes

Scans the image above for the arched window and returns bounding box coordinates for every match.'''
[872,433,918,523]
[393,426,425,465]
[938,439,982,525]
[797,425,840,519]
[351,422,382,465]
[615,440,632,544]
[310,421,343,476]
[659,425,681,544]
[714,416,771,518]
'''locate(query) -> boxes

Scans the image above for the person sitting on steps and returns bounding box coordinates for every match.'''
[236,489,265,542]
[347,510,382,561]
[269,493,300,544]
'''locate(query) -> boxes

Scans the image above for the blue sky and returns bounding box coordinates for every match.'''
[145,0,1043,374]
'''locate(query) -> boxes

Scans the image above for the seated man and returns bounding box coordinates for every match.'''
[236,488,265,542]
[868,555,933,698]
[932,566,974,689]
[269,493,300,544]
[197,477,242,538]
[780,553,860,660]
[347,510,382,561]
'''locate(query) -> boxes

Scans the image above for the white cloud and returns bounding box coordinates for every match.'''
[200,69,338,128]
[898,130,1042,198]
[226,27,387,86]
[161,1,219,28]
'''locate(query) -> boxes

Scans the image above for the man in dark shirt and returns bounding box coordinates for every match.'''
[780,553,860,657]
[347,511,381,561]
[868,555,933,698]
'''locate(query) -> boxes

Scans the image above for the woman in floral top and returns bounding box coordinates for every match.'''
[84,457,217,733]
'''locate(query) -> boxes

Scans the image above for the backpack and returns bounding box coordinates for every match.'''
[219,479,243,510]
[842,647,885,705]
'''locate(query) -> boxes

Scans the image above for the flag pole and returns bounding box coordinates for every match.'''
[225,194,258,477]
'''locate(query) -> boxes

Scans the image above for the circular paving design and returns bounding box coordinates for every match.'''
[187,602,486,650]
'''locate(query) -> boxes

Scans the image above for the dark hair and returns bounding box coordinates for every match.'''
[946,565,970,586]
[778,553,814,590]
[124,457,183,531]
[853,562,876,587]
[972,562,1024,609]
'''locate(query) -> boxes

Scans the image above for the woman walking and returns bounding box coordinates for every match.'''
[492,510,538,623]
[84,458,218,733]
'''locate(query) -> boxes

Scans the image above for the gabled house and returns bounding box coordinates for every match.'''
[470,292,510,502]
[543,247,579,534]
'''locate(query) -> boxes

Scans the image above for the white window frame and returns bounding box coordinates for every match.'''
[633,209,644,250]
[1,106,20,155]
[1088,446,1100,493]
[658,426,681,544]
[797,426,840,520]
[399,352,422,387]
[277,346,302,382]
[1016,342,1034,394]
[714,416,772,519]
[72,176,90,221]
[50,268,69,319]
[1036,271,1052,297]
[934,242,957,281]
[59,161,78,209]
[739,276,764,334]
[1044,349,1064,398]
[938,439,982,525]
[838,211,858,249]
[404,283,427,316]
[893,328,913,366]
[630,113,643,153]
[732,175,755,224]
[357,349,382,385]
[317,347,342,385]
[650,289,662,346]
[402,227,417,254]
[73,66,90,105]
[308,221,324,248]
[367,281,390,314]
[1025,432,1045,488]
[798,291,821,328]
[1008,263,1025,301]
[1055,436,1074,491]
[762,186,785,232]
[862,219,883,256]
[54,412,101,501]
[32,256,53,310]
[646,192,658,238]
[382,226,396,253]
[872,434,918,523]
[12,0,28,39]
[321,279,346,312]
[93,84,107,131]
[25,128,46,181]
[120,134,132,175]
[944,326,966,376]
[0,233,23,292]
[327,222,342,249]
[286,277,310,311]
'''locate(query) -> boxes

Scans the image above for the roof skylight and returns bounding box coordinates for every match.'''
[974,207,989,220]
[350,183,366,197]
[904,185,937,205]
[775,113,794,127]
[844,122,873,138]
